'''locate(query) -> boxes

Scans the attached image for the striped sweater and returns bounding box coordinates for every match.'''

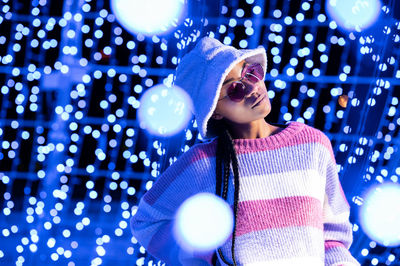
[130,121,360,266]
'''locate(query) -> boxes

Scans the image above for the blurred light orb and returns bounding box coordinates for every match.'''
[138,84,192,137]
[174,193,233,252]
[359,183,400,247]
[110,0,185,36]
[326,0,381,31]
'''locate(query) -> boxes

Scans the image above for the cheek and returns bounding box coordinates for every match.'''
[223,107,252,123]
[214,101,232,119]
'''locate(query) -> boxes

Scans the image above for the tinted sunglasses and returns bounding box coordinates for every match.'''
[219,63,264,102]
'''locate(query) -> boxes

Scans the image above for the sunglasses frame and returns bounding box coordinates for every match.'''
[218,63,264,102]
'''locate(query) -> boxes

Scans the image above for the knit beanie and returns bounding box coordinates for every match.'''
[174,37,267,139]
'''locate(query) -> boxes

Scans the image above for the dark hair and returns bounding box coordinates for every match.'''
[208,118,240,266]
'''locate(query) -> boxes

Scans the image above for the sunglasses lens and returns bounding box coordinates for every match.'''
[227,82,246,102]
[245,64,264,83]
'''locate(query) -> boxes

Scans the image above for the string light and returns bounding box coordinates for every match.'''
[0,0,399,265]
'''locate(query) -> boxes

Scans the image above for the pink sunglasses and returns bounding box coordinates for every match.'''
[219,63,264,102]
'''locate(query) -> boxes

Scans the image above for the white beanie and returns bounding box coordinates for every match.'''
[174,37,267,139]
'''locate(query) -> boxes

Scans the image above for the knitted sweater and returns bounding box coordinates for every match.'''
[130,122,360,266]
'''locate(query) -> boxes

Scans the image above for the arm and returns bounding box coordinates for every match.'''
[323,142,360,266]
[131,198,213,265]
[130,145,215,265]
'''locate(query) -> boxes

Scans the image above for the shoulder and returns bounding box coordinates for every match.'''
[178,138,217,163]
[189,138,218,156]
[293,122,335,160]
[162,138,217,175]
[292,122,332,147]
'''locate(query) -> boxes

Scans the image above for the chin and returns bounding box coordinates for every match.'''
[261,104,271,117]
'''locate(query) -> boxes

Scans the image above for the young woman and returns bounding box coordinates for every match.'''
[130,37,360,266]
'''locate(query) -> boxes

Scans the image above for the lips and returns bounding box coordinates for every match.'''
[251,94,266,108]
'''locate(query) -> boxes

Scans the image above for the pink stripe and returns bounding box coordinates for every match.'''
[235,196,323,237]
[234,122,335,161]
[235,136,327,154]
[325,240,345,249]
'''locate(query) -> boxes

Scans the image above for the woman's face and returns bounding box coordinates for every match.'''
[213,61,271,126]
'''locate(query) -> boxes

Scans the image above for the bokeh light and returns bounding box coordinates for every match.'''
[359,183,400,247]
[326,0,381,31]
[110,0,186,36]
[138,84,192,137]
[174,193,234,252]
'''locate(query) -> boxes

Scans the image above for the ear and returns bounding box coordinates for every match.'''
[211,112,223,120]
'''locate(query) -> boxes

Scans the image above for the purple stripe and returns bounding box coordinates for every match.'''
[325,165,350,213]
[147,222,176,260]
[238,142,332,177]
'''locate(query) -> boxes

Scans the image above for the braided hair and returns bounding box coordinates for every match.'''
[208,118,240,266]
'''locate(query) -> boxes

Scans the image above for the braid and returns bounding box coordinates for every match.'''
[229,134,240,266]
[212,120,240,266]
[215,138,223,196]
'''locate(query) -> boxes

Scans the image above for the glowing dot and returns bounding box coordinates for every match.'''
[245,27,254,35]
[127,247,134,255]
[360,183,400,247]
[102,235,110,243]
[174,193,233,252]
[361,248,369,256]
[111,0,185,35]
[2,229,10,237]
[320,54,328,63]
[288,36,296,44]
[283,113,292,121]
[326,0,381,32]
[284,16,293,25]
[82,217,90,226]
[302,2,311,10]
[296,13,304,21]
[371,258,379,265]
[336,110,344,119]
[239,40,248,48]
[273,9,282,18]
[253,5,262,15]
[307,89,316,98]
[290,99,299,107]
[138,84,192,137]
[96,246,106,256]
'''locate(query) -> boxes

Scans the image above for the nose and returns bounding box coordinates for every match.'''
[243,80,258,97]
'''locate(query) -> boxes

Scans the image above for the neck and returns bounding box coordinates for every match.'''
[227,119,280,139]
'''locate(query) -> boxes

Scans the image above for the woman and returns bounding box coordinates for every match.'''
[130,37,360,266]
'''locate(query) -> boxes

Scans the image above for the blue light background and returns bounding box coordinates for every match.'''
[0,0,399,265]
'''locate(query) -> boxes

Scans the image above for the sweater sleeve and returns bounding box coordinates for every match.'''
[130,144,215,265]
[322,141,360,266]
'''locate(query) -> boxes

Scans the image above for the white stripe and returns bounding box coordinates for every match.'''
[323,194,350,223]
[237,169,326,203]
[218,226,324,263]
[245,257,323,266]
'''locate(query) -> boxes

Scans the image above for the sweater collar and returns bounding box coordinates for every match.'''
[232,121,305,153]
